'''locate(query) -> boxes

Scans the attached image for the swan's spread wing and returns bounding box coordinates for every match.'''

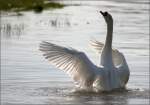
[117,53,130,86]
[90,39,123,66]
[117,64,130,86]
[90,39,104,53]
[40,41,96,83]
[112,49,124,66]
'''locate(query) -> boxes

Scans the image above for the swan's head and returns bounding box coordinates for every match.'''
[100,11,113,24]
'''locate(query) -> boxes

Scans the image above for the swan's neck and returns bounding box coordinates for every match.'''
[105,22,113,50]
[101,21,114,68]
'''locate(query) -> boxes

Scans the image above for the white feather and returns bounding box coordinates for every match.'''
[39,41,102,88]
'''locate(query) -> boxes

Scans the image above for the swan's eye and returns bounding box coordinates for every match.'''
[104,12,108,16]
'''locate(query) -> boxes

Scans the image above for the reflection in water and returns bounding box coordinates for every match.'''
[0,23,25,39]
[67,91,127,105]
[50,17,70,27]
[66,89,149,105]
[0,14,71,40]
[37,15,71,28]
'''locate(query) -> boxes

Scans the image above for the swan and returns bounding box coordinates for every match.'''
[39,11,130,92]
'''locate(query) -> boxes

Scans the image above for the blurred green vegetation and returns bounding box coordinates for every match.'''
[0,0,65,12]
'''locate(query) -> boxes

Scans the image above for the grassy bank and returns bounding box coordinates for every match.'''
[0,0,65,12]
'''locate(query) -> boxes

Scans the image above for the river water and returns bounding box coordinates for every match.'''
[1,0,149,105]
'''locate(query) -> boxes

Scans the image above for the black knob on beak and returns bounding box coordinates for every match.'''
[100,11,108,16]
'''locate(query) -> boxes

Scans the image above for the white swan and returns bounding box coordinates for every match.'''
[39,11,130,92]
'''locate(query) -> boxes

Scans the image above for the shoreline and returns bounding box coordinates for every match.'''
[0,0,65,12]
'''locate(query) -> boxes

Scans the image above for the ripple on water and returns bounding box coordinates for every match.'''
[23,86,149,105]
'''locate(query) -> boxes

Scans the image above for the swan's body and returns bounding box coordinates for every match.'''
[39,11,130,92]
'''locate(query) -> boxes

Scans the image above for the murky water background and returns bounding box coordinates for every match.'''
[1,0,149,105]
